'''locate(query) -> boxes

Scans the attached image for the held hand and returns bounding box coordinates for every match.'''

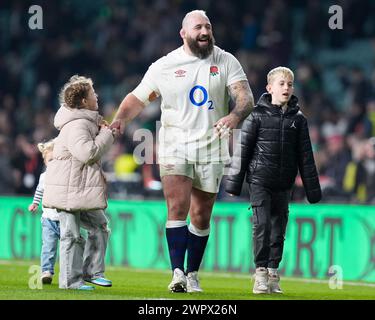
[28,203,38,212]
[111,127,120,138]
[100,121,120,138]
[100,120,109,127]
[99,120,109,130]
[214,114,239,139]
[110,120,123,134]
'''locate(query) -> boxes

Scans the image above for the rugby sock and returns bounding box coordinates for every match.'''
[186,223,210,273]
[166,220,188,271]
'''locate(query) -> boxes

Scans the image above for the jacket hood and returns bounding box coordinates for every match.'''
[54,105,102,130]
[256,93,299,114]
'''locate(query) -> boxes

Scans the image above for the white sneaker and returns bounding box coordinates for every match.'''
[268,274,283,293]
[41,271,53,284]
[186,271,203,293]
[168,268,187,293]
[253,267,269,294]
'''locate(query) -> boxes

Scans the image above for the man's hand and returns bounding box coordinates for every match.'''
[28,203,38,212]
[110,120,122,136]
[214,114,240,138]
[111,93,146,135]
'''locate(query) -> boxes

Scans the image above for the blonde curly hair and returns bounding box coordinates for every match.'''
[59,75,93,109]
[37,139,55,161]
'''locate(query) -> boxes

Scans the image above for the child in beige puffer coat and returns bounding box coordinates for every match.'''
[43,75,119,290]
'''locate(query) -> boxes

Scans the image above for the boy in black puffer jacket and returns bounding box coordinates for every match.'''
[226,66,321,294]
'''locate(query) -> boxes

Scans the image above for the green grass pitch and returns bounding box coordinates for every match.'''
[0,260,374,300]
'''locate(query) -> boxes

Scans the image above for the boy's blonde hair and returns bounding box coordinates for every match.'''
[37,139,55,160]
[59,75,93,109]
[267,66,294,84]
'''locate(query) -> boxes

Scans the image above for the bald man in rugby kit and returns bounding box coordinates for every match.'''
[112,10,254,293]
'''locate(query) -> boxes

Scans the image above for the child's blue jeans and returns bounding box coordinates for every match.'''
[41,217,60,274]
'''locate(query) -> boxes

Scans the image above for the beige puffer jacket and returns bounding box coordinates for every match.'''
[43,106,114,212]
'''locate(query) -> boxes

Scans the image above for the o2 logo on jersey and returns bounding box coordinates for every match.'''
[189,85,214,110]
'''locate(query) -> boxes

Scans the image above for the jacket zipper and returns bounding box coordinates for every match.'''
[280,111,284,183]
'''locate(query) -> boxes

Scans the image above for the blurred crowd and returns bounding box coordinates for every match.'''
[0,0,375,203]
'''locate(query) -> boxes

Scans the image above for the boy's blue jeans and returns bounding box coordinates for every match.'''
[41,217,60,274]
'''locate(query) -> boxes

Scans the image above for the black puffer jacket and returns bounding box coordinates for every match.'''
[226,93,321,203]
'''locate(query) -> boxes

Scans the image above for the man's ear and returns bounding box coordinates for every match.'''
[180,28,185,39]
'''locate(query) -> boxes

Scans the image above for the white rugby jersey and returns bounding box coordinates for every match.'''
[133,45,247,163]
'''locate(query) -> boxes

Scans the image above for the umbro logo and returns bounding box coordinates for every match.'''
[290,121,297,129]
[175,69,186,77]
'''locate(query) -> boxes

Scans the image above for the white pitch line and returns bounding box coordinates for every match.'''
[1,261,374,287]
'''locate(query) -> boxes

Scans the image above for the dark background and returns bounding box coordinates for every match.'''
[0,0,374,204]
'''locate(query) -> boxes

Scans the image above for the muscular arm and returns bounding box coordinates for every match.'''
[112,93,146,132]
[228,80,254,122]
[214,80,254,137]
